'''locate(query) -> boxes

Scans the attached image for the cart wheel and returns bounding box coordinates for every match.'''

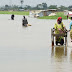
[51,29,54,46]
[56,41,58,45]
[60,39,64,45]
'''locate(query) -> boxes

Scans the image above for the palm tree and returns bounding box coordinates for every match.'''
[20,0,24,8]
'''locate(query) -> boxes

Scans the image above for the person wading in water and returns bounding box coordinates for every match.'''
[22,16,28,27]
[54,17,66,45]
[11,14,15,20]
[69,17,72,42]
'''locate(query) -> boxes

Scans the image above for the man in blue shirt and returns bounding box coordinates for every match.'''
[70,17,72,42]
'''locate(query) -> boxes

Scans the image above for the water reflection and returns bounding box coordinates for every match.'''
[51,46,67,62]
[51,46,68,72]
[70,50,72,61]
[68,48,72,62]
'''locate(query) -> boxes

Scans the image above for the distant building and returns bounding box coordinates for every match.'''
[68,12,72,17]
[47,9,57,16]
[64,10,72,17]
[19,9,24,11]
[64,10,69,15]
[29,9,57,17]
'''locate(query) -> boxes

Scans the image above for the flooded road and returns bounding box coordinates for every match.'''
[0,14,72,72]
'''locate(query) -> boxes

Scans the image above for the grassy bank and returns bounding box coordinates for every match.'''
[38,12,67,19]
[0,11,29,15]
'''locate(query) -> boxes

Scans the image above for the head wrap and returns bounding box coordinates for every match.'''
[57,17,62,23]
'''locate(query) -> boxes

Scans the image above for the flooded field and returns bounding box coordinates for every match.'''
[0,14,72,72]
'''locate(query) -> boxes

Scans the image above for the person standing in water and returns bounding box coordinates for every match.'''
[54,17,66,45]
[67,15,68,19]
[22,16,28,26]
[11,14,15,20]
[69,17,72,42]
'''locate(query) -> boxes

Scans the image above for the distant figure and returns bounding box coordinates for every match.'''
[67,15,68,19]
[11,14,14,20]
[22,16,28,26]
[69,17,72,42]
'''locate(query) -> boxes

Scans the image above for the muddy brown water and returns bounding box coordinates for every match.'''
[0,14,72,72]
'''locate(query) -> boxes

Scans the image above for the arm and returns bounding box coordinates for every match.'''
[62,22,67,30]
[53,23,57,33]
[69,22,72,30]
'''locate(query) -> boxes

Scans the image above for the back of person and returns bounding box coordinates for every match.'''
[22,16,28,26]
[23,18,28,24]
[70,21,72,30]
[69,17,72,42]
[11,14,14,20]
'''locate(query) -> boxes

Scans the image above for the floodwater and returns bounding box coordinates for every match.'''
[0,14,72,72]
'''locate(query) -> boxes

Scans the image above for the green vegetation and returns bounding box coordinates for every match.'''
[38,12,67,19]
[0,11,29,15]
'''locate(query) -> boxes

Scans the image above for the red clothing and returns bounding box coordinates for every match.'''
[57,17,62,23]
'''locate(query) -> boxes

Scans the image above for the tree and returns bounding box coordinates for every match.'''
[48,5,57,9]
[58,5,68,11]
[68,5,72,9]
[5,5,9,8]
[68,5,72,10]
[36,3,47,10]
[36,4,43,10]
[42,3,47,9]
[12,5,19,11]
[24,5,31,10]
[5,5,9,10]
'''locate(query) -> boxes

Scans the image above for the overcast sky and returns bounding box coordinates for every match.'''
[0,0,72,7]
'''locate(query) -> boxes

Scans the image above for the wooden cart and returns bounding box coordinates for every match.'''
[51,28,67,47]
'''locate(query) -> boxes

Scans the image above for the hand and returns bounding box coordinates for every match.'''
[67,30,70,32]
[65,30,70,32]
[53,28,55,32]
